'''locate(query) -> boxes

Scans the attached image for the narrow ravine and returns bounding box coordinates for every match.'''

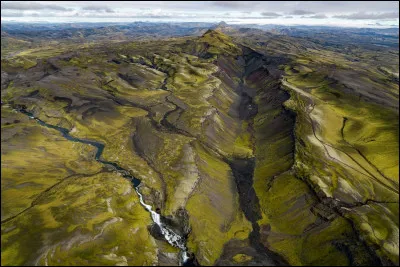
[218,47,297,265]
[229,94,288,266]
[13,106,191,266]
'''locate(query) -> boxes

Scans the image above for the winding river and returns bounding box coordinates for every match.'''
[16,108,190,265]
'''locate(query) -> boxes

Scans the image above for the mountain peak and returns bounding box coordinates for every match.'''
[211,21,229,31]
[202,28,228,38]
[197,28,241,56]
[217,21,228,27]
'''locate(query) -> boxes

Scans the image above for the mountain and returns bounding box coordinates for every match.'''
[1,24,399,266]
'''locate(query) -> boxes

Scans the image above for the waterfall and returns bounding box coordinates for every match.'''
[15,108,190,265]
[135,186,189,265]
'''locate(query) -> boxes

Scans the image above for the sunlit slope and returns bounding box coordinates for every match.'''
[1,105,159,266]
[1,28,398,266]
[1,30,254,265]
[280,49,399,264]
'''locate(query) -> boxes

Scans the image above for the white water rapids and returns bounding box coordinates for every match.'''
[21,111,190,265]
[135,186,189,265]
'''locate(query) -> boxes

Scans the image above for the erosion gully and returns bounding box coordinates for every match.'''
[9,50,283,266]
[229,76,288,266]
[13,107,192,266]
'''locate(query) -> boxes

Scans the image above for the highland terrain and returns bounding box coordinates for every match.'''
[1,22,399,266]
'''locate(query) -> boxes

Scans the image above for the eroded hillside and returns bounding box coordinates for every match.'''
[1,29,399,266]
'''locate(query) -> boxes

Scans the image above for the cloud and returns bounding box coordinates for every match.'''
[1,1,71,11]
[212,1,244,8]
[1,11,24,17]
[260,12,281,18]
[82,5,114,13]
[230,16,280,20]
[1,10,45,17]
[1,1,398,27]
[290,10,315,15]
[69,11,184,19]
[211,1,259,9]
[305,14,328,19]
[333,12,399,20]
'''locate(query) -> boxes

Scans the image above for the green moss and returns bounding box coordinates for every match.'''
[2,56,37,69]
[232,253,253,263]
[1,113,102,221]
[280,47,399,264]
[198,30,242,56]
[258,173,318,234]
[185,142,252,266]
[233,121,253,158]
[1,173,158,266]
[345,203,399,265]
[2,30,398,266]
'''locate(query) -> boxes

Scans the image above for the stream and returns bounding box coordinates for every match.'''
[15,108,190,265]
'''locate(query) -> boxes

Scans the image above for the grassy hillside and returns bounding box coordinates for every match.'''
[1,27,398,266]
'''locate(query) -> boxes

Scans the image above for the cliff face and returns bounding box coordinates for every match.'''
[1,29,398,266]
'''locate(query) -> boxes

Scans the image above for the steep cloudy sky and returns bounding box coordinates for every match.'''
[1,1,399,27]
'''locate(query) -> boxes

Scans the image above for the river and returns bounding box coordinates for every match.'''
[15,108,190,265]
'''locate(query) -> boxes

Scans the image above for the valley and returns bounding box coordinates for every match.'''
[1,22,399,266]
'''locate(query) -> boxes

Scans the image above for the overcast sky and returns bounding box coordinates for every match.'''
[1,1,399,27]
